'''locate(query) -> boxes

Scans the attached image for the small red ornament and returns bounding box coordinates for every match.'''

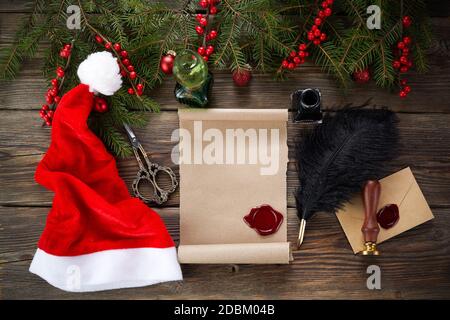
[195,25,204,35]
[199,17,208,27]
[95,35,103,44]
[232,68,252,87]
[104,42,112,50]
[122,58,130,66]
[205,45,214,56]
[298,43,307,51]
[51,78,58,87]
[208,30,218,39]
[56,67,65,78]
[399,90,407,98]
[129,71,137,79]
[136,83,144,92]
[196,13,203,22]
[197,46,206,56]
[113,43,121,51]
[353,68,371,84]
[128,88,135,95]
[127,65,134,72]
[160,50,176,75]
[120,50,128,58]
[281,60,289,68]
[94,97,108,113]
[199,0,209,9]
[403,36,412,45]
[402,16,412,28]
[315,18,322,26]
[210,6,217,14]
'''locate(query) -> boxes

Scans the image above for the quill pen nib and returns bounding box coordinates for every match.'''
[297,219,306,248]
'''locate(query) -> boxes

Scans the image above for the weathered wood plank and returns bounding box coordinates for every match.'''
[1,206,448,299]
[1,15,450,113]
[1,111,449,207]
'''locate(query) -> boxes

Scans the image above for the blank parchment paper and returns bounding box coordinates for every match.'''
[177,109,290,264]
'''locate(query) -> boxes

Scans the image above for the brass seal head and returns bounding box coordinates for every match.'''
[362,241,379,256]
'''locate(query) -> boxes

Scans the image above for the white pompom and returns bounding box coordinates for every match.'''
[77,51,122,96]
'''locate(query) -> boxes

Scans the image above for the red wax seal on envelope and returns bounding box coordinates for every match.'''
[244,204,284,236]
[376,204,400,229]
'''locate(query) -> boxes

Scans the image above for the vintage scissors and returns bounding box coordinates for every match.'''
[124,123,178,205]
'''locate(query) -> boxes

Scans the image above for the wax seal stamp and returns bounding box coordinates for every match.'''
[377,204,399,229]
[244,204,283,236]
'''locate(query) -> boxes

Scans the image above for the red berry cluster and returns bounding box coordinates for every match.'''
[393,36,413,73]
[39,43,72,126]
[195,0,219,62]
[394,16,414,98]
[59,43,72,59]
[95,35,144,96]
[281,0,334,70]
[399,80,411,98]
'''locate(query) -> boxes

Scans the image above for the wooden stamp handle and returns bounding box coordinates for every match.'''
[361,180,381,243]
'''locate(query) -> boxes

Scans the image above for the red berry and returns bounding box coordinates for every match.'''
[136,84,144,91]
[199,17,208,27]
[59,50,69,58]
[400,66,408,73]
[320,33,327,41]
[51,79,58,87]
[105,42,112,50]
[203,55,209,62]
[314,29,321,37]
[315,18,322,26]
[196,13,203,22]
[121,70,127,77]
[402,16,412,28]
[326,0,334,4]
[210,6,217,14]
[324,7,332,17]
[321,1,329,9]
[209,30,218,39]
[305,51,309,57]
[281,60,289,68]
[64,44,71,50]
[39,110,45,118]
[400,79,407,86]
[54,96,60,103]
[46,95,53,104]
[400,56,408,65]
[45,120,52,127]
[403,36,412,45]
[313,39,321,46]
[49,88,58,97]
[399,90,407,98]
[113,43,121,51]
[290,50,297,58]
[128,88,135,95]
[127,65,134,72]
[42,104,49,111]
[206,45,214,56]
[393,60,401,69]
[129,71,137,79]
[199,0,209,9]
[122,59,130,66]
[397,42,405,49]
[407,60,413,68]
[120,50,128,58]
[298,44,307,51]
[311,25,318,31]
[56,67,64,78]
[195,25,204,35]
[404,85,411,93]
[299,51,306,58]
[318,10,325,18]
[95,35,103,44]
[288,62,295,70]
[402,48,409,56]
[198,46,206,55]
[307,32,315,41]
[293,56,301,65]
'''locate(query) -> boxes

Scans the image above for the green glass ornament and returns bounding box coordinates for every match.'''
[173,50,213,107]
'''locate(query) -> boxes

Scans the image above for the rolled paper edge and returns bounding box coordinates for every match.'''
[177,242,291,264]
[178,108,288,122]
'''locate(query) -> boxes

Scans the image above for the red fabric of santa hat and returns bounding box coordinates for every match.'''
[29,51,182,292]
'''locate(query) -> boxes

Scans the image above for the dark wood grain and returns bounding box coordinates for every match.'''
[1,1,450,300]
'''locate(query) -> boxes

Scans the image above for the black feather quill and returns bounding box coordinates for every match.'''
[295,108,399,246]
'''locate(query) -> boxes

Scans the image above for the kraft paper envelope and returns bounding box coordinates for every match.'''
[177,109,291,264]
[336,167,434,254]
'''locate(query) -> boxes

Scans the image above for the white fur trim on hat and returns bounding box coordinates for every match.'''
[77,51,122,96]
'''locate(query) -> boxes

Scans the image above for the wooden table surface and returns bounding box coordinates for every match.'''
[1,1,450,300]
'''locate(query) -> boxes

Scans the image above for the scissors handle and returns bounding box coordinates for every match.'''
[132,166,178,205]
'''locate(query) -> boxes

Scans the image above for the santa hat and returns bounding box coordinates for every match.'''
[29,52,182,292]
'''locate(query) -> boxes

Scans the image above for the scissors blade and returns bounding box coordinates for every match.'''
[123,123,140,148]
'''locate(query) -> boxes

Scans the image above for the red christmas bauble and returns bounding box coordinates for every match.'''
[232,69,252,87]
[353,68,371,84]
[160,51,176,75]
[94,97,108,113]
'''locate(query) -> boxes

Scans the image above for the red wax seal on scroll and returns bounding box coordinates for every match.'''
[244,204,284,236]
